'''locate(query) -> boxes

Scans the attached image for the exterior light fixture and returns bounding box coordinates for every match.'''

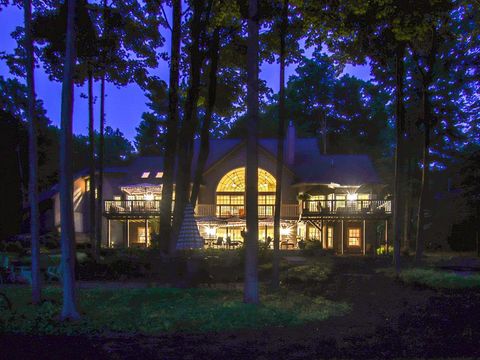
[347,193,358,201]
[205,227,217,237]
[280,227,291,236]
[144,192,154,201]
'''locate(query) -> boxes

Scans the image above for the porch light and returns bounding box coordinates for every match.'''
[144,192,154,201]
[205,227,217,236]
[280,227,291,236]
[347,193,358,201]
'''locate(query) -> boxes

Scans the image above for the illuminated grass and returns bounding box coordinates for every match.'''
[0,287,349,335]
[400,268,480,289]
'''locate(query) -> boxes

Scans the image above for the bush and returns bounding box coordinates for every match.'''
[5,241,24,254]
[303,239,323,256]
[376,245,393,255]
[281,261,332,286]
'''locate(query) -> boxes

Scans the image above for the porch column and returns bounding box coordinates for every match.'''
[363,219,366,255]
[385,219,389,254]
[341,220,344,255]
[126,219,130,248]
[145,218,149,247]
[107,219,111,248]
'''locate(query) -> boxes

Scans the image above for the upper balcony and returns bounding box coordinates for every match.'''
[301,199,391,219]
[103,199,391,220]
[104,200,300,219]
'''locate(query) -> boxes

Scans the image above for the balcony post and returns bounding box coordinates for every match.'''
[107,218,111,248]
[126,219,130,248]
[385,219,389,254]
[363,219,366,255]
[145,218,149,247]
[341,220,344,255]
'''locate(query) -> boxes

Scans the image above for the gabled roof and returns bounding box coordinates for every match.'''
[121,138,380,186]
[39,137,381,202]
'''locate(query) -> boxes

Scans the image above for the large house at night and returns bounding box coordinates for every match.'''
[40,123,392,255]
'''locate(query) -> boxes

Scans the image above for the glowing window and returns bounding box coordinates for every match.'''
[216,168,276,193]
[348,228,361,247]
[327,227,334,248]
[155,172,163,178]
[141,172,150,179]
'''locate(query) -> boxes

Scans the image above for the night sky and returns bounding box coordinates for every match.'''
[0,5,371,142]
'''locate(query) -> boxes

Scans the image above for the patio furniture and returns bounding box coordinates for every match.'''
[46,265,62,282]
[17,266,32,285]
[280,241,295,250]
[214,237,224,248]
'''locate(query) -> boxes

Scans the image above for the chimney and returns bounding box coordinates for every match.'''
[285,121,296,165]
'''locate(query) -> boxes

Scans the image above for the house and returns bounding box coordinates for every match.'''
[41,123,392,255]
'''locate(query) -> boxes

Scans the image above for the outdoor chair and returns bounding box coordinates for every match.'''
[46,265,62,282]
[0,254,9,271]
[17,266,32,285]
[214,237,224,248]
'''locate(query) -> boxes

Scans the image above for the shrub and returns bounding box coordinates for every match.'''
[5,241,24,254]
[376,245,393,255]
[281,261,331,286]
[303,239,323,256]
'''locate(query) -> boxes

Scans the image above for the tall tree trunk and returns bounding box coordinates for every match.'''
[190,28,220,207]
[159,0,181,253]
[88,69,97,259]
[96,75,105,249]
[170,0,208,252]
[244,0,260,304]
[392,43,406,275]
[96,0,107,251]
[415,87,431,263]
[24,0,41,305]
[271,0,288,289]
[60,0,80,320]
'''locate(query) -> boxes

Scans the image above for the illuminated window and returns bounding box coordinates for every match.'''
[85,179,90,192]
[216,168,276,192]
[348,228,361,247]
[308,226,321,241]
[113,195,121,201]
[216,168,276,217]
[155,172,163,178]
[327,227,334,248]
[141,172,150,178]
[308,195,326,212]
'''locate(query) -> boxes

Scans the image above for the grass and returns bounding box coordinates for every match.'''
[0,286,349,335]
[400,268,480,289]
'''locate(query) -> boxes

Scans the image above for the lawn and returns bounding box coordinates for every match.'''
[400,268,480,289]
[0,286,349,335]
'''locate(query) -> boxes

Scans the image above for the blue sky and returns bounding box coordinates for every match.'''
[0,4,371,141]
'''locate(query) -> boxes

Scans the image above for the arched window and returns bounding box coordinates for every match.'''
[216,168,276,217]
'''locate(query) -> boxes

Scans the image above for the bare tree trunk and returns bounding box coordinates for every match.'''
[60,0,80,320]
[159,0,181,253]
[392,43,406,275]
[96,0,107,252]
[244,0,260,304]
[415,86,431,263]
[271,0,288,290]
[170,0,209,252]
[24,0,41,305]
[190,28,220,207]
[88,69,97,259]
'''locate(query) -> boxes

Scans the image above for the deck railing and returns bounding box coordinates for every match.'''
[104,200,162,214]
[302,199,391,215]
